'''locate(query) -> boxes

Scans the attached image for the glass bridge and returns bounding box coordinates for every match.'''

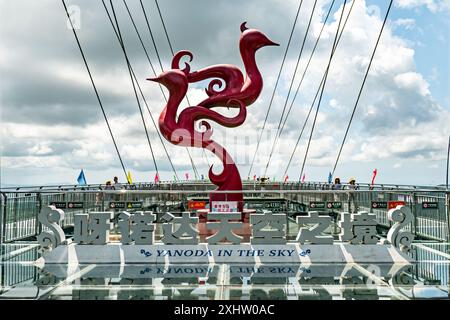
[0,181,449,300]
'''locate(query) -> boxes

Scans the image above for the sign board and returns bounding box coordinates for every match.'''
[109,202,126,209]
[309,202,326,210]
[126,202,143,209]
[67,202,84,209]
[371,201,387,209]
[188,200,206,210]
[422,202,438,209]
[50,202,66,209]
[211,201,238,212]
[265,202,281,208]
[37,205,415,264]
[388,201,405,210]
[326,202,342,210]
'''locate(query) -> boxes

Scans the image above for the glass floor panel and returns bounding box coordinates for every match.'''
[0,242,449,300]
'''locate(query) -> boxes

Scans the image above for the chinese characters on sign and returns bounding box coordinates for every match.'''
[211,201,238,213]
[63,210,380,246]
[38,205,413,253]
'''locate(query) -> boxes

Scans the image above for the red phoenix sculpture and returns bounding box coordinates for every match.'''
[148,22,278,212]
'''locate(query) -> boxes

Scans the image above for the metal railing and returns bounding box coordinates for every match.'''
[0,244,39,289]
[1,186,449,244]
[1,180,447,192]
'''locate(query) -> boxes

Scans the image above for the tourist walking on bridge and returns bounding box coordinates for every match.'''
[332,178,342,190]
[347,178,358,213]
[332,177,342,202]
[113,176,123,190]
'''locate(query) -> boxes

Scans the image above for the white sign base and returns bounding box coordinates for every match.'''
[37,243,413,265]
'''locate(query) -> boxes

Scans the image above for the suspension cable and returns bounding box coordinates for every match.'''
[102,0,178,180]
[154,0,203,179]
[107,0,159,177]
[139,0,164,73]
[299,0,347,181]
[263,0,317,177]
[331,0,393,177]
[61,0,128,182]
[116,0,179,179]
[154,0,175,56]
[280,0,340,134]
[117,1,166,102]
[139,0,203,176]
[247,0,304,178]
[282,1,355,178]
[125,0,200,179]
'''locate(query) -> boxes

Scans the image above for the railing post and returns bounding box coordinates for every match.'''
[12,193,18,240]
[446,191,450,243]
[412,192,418,238]
[36,193,42,236]
[0,193,6,246]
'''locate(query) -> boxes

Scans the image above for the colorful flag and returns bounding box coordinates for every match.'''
[201,174,205,180]
[154,173,159,183]
[328,172,332,183]
[173,175,177,182]
[301,173,306,183]
[127,170,133,184]
[253,175,256,181]
[284,175,289,183]
[77,169,87,186]
[185,172,189,180]
[371,168,378,186]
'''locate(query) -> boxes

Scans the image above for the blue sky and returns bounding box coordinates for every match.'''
[384,0,450,108]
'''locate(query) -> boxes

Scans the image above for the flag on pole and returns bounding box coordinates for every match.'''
[185,172,189,180]
[301,173,306,183]
[328,172,332,184]
[173,175,177,182]
[77,169,87,186]
[253,175,257,181]
[154,173,159,183]
[127,171,133,184]
[284,175,289,183]
[201,174,205,180]
[371,168,378,186]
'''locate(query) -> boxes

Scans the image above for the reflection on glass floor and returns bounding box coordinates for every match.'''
[0,242,449,300]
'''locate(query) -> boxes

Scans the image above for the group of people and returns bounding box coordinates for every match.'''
[331,177,358,213]
[105,176,124,190]
[95,177,125,205]
[331,177,358,190]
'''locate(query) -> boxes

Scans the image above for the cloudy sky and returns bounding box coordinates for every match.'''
[1,0,449,187]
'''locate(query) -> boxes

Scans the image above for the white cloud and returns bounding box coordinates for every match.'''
[395,0,450,12]
[393,18,416,30]
[394,72,430,96]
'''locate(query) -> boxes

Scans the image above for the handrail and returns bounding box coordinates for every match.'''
[0,189,448,196]
[0,180,446,192]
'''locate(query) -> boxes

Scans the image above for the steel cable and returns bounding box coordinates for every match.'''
[154,0,202,179]
[282,0,356,177]
[108,0,159,176]
[61,0,128,182]
[331,0,394,177]
[247,0,304,177]
[263,0,318,177]
[299,0,347,181]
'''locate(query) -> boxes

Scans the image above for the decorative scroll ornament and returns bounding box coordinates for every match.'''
[386,205,414,252]
[148,22,278,211]
[37,205,66,250]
